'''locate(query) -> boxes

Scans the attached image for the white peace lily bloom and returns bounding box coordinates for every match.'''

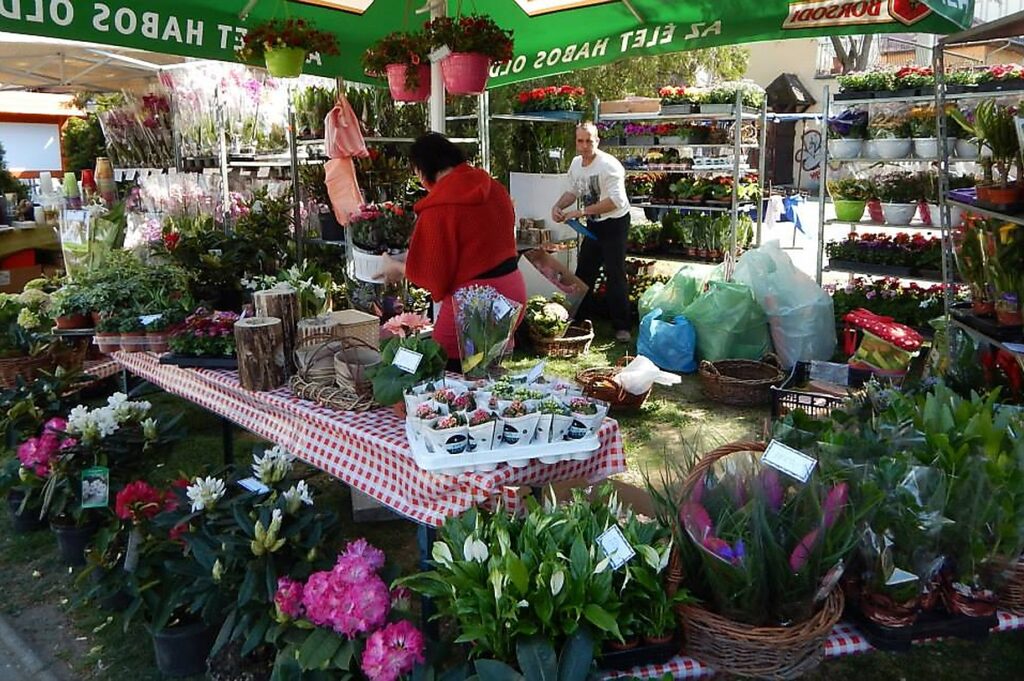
[607,491,621,518]
[593,557,610,574]
[496,527,511,557]
[311,284,326,300]
[187,476,226,512]
[282,480,314,513]
[517,600,529,608]
[544,486,558,513]
[550,569,565,596]
[639,545,661,572]
[658,541,673,573]
[141,418,159,441]
[463,535,489,563]
[432,541,454,566]
[489,570,504,602]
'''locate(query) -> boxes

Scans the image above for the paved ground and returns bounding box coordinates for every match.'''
[0,614,62,681]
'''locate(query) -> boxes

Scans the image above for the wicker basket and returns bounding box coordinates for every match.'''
[576,356,650,412]
[329,309,379,351]
[529,320,594,358]
[0,353,52,388]
[666,441,844,679]
[289,332,376,412]
[997,558,1024,614]
[699,356,785,406]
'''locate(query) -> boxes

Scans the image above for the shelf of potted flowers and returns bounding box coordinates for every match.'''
[511,85,588,119]
[363,30,433,102]
[236,18,339,78]
[425,14,514,95]
[827,107,868,159]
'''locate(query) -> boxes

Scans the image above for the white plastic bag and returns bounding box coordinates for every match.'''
[613,355,682,395]
[733,240,836,368]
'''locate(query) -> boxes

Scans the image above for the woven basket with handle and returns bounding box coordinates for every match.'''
[698,355,785,406]
[529,320,594,358]
[575,355,650,412]
[289,332,376,412]
[665,441,844,680]
[998,557,1024,615]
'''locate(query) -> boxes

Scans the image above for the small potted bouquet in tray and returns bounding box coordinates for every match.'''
[454,285,522,379]
[535,397,573,444]
[466,409,498,452]
[348,202,415,283]
[498,399,539,447]
[425,413,469,455]
[565,396,609,440]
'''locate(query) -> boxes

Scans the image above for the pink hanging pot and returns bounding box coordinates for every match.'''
[386,63,431,102]
[441,52,491,95]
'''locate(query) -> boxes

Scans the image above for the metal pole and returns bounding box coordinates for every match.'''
[288,85,303,262]
[815,85,830,286]
[755,98,768,246]
[729,89,741,269]
[935,42,954,358]
[478,90,490,173]
[429,3,446,133]
[217,89,231,231]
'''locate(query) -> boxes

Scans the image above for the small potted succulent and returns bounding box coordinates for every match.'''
[425,15,514,95]
[363,31,433,102]
[236,18,340,78]
[827,177,872,223]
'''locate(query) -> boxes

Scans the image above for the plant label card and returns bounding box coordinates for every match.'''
[139,313,163,327]
[598,524,635,570]
[814,559,845,603]
[761,440,817,483]
[429,44,451,63]
[492,297,514,320]
[114,169,124,182]
[808,360,850,386]
[257,166,272,178]
[125,169,138,181]
[548,149,563,159]
[238,477,270,494]
[81,466,110,509]
[526,361,546,385]
[1004,342,1024,355]
[393,348,424,374]
[886,567,918,586]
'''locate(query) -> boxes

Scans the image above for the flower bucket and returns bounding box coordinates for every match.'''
[264,46,306,78]
[828,139,862,159]
[833,199,866,223]
[386,63,431,102]
[441,52,491,95]
[351,246,407,283]
[881,202,918,226]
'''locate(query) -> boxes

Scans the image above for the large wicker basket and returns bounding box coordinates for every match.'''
[330,309,380,351]
[698,356,785,406]
[665,441,844,680]
[995,557,1024,615]
[0,354,52,388]
[576,356,650,412]
[529,320,594,358]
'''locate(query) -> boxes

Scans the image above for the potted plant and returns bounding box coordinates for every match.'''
[828,177,872,223]
[906,106,949,160]
[94,315,122,354]
[236,18,340,78]
[51,286,92,329]
[6,418,65,533]
[876,172,921,226]
[367,330,446,410]
[293,85,334,139]
[948,105,983,160]
[953,219,993,315]
[866,110,912,160]
[167,309,240,358]
[624,122,655,147]
[524,295,570,340]
[976,63,1024,91]
[143,311,179,354]
[363,30,433,102]
[953,100,1021,208]
[836,69,895,98]
[894,65,935,94]
[658,85,695,114]
[425,15,514,95]
[985,222,1024,327]
[348,202,415,283]
[118,314,146,353]
[827,108,868,159]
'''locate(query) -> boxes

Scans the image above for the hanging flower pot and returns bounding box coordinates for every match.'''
[386,63,431,102]
[441,53,492,95]
[264,46,307,78]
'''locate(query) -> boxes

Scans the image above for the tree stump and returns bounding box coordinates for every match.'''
[234,317,286,391]
[253,287,299,373]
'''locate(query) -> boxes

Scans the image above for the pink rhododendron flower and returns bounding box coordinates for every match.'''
[16,437,58,477]
[274,576,305,619]
[361,620,426,681]
[302,570,390,637]
[341,538,386,572]
[43,417,67,434]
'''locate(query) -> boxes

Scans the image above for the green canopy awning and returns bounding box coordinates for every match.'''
[0,1,974,87]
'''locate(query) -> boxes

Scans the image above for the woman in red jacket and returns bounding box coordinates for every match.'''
[378,133,526,363]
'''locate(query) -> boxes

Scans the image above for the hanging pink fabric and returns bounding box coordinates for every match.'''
[323,93,370,225]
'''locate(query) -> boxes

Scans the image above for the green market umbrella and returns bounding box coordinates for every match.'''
[0,1,973,86]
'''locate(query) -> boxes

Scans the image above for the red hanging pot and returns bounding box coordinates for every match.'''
[441,52,491,95]
[385,63,430,102]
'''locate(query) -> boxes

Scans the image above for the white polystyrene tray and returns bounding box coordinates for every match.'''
[405,421,600,474]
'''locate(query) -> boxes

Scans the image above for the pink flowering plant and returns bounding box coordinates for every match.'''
[268,538,426,680]
[649,446,873,626]
[167,308,240,357]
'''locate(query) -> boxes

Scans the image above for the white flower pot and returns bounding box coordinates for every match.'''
[862,140,878,158]
[828,139,862,159]
[350,246,407,284]
[534,413,573,444]
[466,420,496,452]
[872,139,913,160]
[565,404,609,440]
[913,137,956,159]
[948,204,965,228]
[881,202,918,226]
[424,424,470,455]
[499,413,541,447]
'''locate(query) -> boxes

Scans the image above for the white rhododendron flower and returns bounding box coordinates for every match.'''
[187,476,226,512]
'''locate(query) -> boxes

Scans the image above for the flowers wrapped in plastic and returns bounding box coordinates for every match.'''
[453,285,522,379]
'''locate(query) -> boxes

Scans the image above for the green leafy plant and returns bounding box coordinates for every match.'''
[828,178,872,202]
[425,15,514,63]
[462,629,595,681]
[524,295,570,339]
[236,18,340,64]
[952,100,1020,187]
[875,172,922,204]
[368,334,446,406]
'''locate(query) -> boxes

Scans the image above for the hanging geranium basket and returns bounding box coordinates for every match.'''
[364,31,433,102]
[425,15,514,95]
[236,18,339,79]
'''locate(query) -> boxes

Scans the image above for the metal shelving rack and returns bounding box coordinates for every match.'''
[595,91,769,260]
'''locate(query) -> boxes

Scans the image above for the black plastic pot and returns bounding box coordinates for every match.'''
[319,206,344,241]
[89,567,132,612]
[50,521,98,567]
[6,490,46,533]
[152,620,215,677]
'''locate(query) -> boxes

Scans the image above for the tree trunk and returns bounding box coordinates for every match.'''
[234,317,286,391]
[252,288,299,373]
[830,35,876,74]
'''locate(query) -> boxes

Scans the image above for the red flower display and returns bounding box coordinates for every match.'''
[513,85,587,113]
[116,480,168,522]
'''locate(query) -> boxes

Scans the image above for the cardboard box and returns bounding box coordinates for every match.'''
[519,248,588,316]
[0,265,51,293]
[599,100,632,114]
[625,96,662,114]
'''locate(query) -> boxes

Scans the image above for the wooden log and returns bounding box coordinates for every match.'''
[253,287,299,373]
[296,315,340,343]
[234,316,286,391]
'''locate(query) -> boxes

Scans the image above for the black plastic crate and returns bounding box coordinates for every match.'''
[596,635,680,671]
[771,361,873,420]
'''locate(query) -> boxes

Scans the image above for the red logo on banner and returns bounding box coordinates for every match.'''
[889,0,931,25]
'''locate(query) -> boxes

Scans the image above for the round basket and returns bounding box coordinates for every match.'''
[289,333,376,412]
[666,441,844,680]
[997,557,1024,615]
[698,356,785,406]
[575,356,650,413]
[0,353,52,388]
[529,320,594,359]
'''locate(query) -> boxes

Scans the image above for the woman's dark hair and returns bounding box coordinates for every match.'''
[409,133,466,183]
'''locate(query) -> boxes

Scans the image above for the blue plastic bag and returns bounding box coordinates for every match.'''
[638,308,697,374]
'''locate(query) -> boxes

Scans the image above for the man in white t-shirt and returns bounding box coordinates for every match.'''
[551,122,632,342]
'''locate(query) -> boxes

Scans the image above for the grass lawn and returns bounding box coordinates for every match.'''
[2,347,1023,679]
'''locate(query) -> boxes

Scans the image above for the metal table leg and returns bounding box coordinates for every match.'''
[221,417,235,466]
[417,523,438,637]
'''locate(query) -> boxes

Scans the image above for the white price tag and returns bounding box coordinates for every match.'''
[238,477,270,494]
[886,567,918,586]
[808,360,850,386]
[114,169,124,181]
[429,44,452,63]
[139,313,163,327]
[597,525,635,570]
[492,297,513,320]
[761,439,817,483]
[548,149,563,159]
[257,166,271,178]
[526,361,546,385]
[125,169,138,181]
[393,347,424,374]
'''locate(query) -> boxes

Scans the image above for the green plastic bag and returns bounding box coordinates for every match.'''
[638,265,704,320]
[681,280,770,361]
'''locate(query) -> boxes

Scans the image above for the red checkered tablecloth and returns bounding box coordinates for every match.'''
[600,611,1024,679]
[112,352,627,527]
[83,358,122,380]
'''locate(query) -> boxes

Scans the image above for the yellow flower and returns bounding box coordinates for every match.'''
[998,222,1018,244]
